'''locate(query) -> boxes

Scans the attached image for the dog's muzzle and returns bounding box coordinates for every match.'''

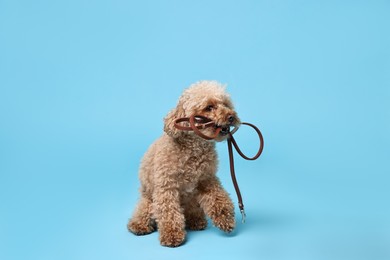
[220,126,230,135]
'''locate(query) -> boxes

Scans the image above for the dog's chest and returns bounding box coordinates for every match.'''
[179,154,215,189]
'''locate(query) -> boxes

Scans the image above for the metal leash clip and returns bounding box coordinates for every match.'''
[240,209,246,224]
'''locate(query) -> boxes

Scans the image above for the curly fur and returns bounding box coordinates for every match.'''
[127,80,241,247]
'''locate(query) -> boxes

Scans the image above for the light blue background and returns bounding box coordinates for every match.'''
[1,1,389,260]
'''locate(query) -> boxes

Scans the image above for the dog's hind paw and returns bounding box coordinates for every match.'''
[127,219,156,236]
[186,217,208,231]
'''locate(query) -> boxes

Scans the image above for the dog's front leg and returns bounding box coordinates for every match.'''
[197,177,235,233]
[153,187,186,247]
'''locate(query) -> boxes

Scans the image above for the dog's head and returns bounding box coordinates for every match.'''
[164,81,241,141]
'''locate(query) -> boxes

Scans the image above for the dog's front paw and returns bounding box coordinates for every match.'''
[212,207,235,233]
[159,226,186,247]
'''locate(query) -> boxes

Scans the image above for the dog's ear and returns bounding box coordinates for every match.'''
[163,103,185,138]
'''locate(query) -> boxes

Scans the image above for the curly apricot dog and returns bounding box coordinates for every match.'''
[127,81,240,247]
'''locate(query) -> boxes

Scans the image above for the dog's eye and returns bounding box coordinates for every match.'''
[205,105,215,112]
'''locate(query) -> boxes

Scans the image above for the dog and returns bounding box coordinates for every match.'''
[127,80,241,247]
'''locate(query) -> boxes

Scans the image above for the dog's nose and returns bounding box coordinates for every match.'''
[228,115,235,124]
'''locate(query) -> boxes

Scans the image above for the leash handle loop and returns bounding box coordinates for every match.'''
[189,115,220,140]
[174,115,219,140]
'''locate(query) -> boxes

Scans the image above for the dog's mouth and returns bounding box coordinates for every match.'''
[213,115,240,136]
[217,125,231,136]
[215,124,239,136]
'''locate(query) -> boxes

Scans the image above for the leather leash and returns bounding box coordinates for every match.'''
[174,115,264,223]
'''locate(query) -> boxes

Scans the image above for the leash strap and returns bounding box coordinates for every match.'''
[174,116,264,223]
[227,123,264,223]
